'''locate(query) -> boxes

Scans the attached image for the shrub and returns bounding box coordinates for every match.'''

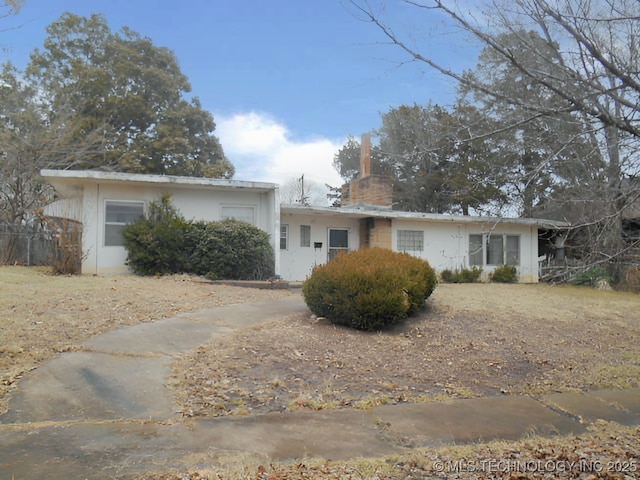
[123,196,275,280]
[123,194,191,275]
[188,219,275,280]
[302,247,437,331]
[621,266,640,293]
[572,266,613,288]
[440,266,482,283]
[490,264,517,283]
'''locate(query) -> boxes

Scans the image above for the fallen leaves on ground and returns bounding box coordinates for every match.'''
[133,421,639,480]
[171,284,640,418]
[0,266,289,415]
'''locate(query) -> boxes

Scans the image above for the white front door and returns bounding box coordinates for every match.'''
[328,228,349,261]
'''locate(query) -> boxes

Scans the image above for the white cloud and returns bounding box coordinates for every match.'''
[216,112,345,196]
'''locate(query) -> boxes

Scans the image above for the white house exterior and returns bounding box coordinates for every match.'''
[41,170,280,276]
[279,204,565,283]
[276,135,568,283]
[42,166,568,282]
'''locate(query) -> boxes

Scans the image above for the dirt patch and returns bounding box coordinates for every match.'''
[171,283,640,417]
[0,266,290,415]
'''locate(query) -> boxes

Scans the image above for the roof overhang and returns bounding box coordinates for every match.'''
[41,169,279,197]
[280,204,571,229]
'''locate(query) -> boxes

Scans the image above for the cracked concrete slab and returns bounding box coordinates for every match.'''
[543,391,640,426]
[2,352,175,423]
[370,395,587,447]
[589,388,640,417]
[84,318,234,356]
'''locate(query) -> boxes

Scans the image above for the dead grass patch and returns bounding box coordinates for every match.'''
[131,421,640,479]
[0,266,290,415]
[172,283,640,417]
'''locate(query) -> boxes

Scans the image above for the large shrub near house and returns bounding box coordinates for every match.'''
[124,196,274,280]
[123,195,191,275]
[187,219,275,280]
[302,248,437,331]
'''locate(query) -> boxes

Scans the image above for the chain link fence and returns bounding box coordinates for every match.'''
[0,220,82,273]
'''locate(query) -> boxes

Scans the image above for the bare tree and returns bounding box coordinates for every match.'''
[350,0,640,280]
[0,64,108,226]
[280,175,328,206]
[1,0,22,19]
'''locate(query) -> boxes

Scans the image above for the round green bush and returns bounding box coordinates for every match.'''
[188,219,275,280]
[302,247,437,331]
[124,195,275,280]
[123,195,191,275]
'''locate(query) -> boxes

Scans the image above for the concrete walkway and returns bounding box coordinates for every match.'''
[1,293,639,479]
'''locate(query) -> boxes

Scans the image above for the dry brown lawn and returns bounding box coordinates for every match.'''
[135,421,640,480]
[0,266,289,415]
[172,282,640,417]
[2,266,640,479]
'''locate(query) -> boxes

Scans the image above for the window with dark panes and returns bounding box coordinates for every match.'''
[328,228,349,260]
[280,224,289,250]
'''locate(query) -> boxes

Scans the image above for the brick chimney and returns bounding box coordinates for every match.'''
[342,134,393,209]
[360,133,371,178]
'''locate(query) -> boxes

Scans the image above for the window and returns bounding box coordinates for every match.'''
[506,235,520,266]
[221,205,255,225]
[397,230,424,252]
[105,201,144,246]
[300,225,311,247]
[469,234,483,266]
[469,233,521,266]
[280,224,289,250]
[328,228,349,260]
[487,235,504,265]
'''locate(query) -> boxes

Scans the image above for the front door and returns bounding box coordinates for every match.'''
[328,228,349,261]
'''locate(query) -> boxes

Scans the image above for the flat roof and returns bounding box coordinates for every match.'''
[281,204,570,229]
[40,169,278,194]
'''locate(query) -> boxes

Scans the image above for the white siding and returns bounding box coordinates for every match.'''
[391,220,539,283]
[80,183,277,275]
[279,212,361,281]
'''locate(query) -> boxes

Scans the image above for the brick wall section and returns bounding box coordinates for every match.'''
[343,175,393,208]
[369,218,392,249]
[359,217,392,249]
[359,219,369,249]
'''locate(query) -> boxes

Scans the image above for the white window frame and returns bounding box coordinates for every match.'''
[104,200,145,247]
[221,205,256,225]
[328,228,349,260]
[280,224,289,250]
[468,233,521,267]
[397,230,424,252]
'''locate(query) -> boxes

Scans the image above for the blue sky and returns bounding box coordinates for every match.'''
[2,0,478,192]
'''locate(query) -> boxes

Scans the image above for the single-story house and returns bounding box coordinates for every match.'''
[41,147,568,281]
[41,169,280,276]
[278,204,566,283]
